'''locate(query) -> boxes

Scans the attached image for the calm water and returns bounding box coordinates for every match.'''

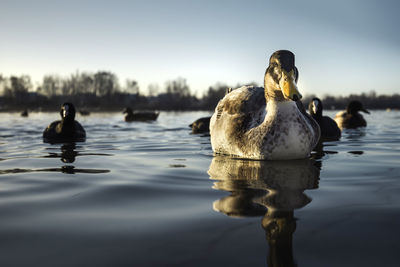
[0,110,399,267]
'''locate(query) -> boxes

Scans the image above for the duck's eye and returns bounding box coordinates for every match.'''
[268,67,281,84]
[273,66,281,78]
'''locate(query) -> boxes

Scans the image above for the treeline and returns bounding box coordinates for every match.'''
[0,72,399,111]
[0,72,236,111]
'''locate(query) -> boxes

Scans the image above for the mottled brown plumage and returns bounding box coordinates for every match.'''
[210,50,320,159]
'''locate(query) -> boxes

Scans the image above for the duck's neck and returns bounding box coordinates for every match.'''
[264,76,287,102]
[58,118,75,135]
[266,100,299,117]
[265,90,287,102]
[310,110,322,122]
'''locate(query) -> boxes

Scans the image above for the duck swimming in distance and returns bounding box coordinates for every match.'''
[309,97,341,141]
[123,108,159,122]
[189,116,211,134]
[21,109,29,117]
[43,102,86,142]
[210,50,320,160]
[334,100,369,129]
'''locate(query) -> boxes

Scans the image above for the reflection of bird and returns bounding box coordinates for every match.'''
[21,109,29,117]
[189,117,211,134]
[210,50,320,160]
[43,102,86,142]
[123,107,159,122]
[208,156,320,267]
[60,143,78,163]
[334,100,369,129]
[309,98,341,141]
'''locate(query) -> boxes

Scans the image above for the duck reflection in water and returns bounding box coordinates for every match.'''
[60,143,78,163]
[208,157,320,267]
[44,142,110,174]
[46,142,78,163]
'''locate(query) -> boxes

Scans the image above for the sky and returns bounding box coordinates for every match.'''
[0,0,399,97]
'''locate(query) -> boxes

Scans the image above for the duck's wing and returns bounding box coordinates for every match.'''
[321,116,341,140]
[210,86,266,156]
[211,86,266,134]
[43,121,61,138]
[74,121,86,138]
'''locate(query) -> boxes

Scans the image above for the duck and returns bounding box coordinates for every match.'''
[308,97,341,141]
[210,50,320,160]
[43,102,86,142]
[79,109,90,116]
[20,109,29,117]
[189,116,211,134]
[334,100,369,129]
[123,107,159,122]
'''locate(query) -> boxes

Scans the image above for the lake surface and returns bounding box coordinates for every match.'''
[0,110,399,267]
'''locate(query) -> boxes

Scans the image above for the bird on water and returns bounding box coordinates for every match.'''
[210,50,320,160]
[123,107,159,122]
[334,100,369,129]
[308,97,341,141]
[189,116,211,134]
[43,102,86,142]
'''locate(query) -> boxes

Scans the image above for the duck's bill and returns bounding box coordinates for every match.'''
[280,69,302,101]
[361,108,370,114]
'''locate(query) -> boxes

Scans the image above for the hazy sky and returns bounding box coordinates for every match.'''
[1,0,399,96]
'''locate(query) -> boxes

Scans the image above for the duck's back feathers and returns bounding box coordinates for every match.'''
[124,111,159,122]
[211,86,266,149]
[189,116,211,134]
[213,86,266,132]
[217,86,266,116]
[334,111,367,129]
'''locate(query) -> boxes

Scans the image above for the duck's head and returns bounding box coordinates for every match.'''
[123,107,133,114]
[60,102,76,121]
[309,97,323,117]
[264,50,301,101]
[347,101,369,115]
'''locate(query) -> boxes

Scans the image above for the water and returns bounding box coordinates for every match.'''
[0,110,399,267]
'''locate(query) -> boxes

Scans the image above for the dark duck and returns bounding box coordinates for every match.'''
[123,108,159,122]
[334,100,369,129]
[21,109,29,117]
[189,116,211,134]
[43,102,86,142]
[308,98,341,141]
